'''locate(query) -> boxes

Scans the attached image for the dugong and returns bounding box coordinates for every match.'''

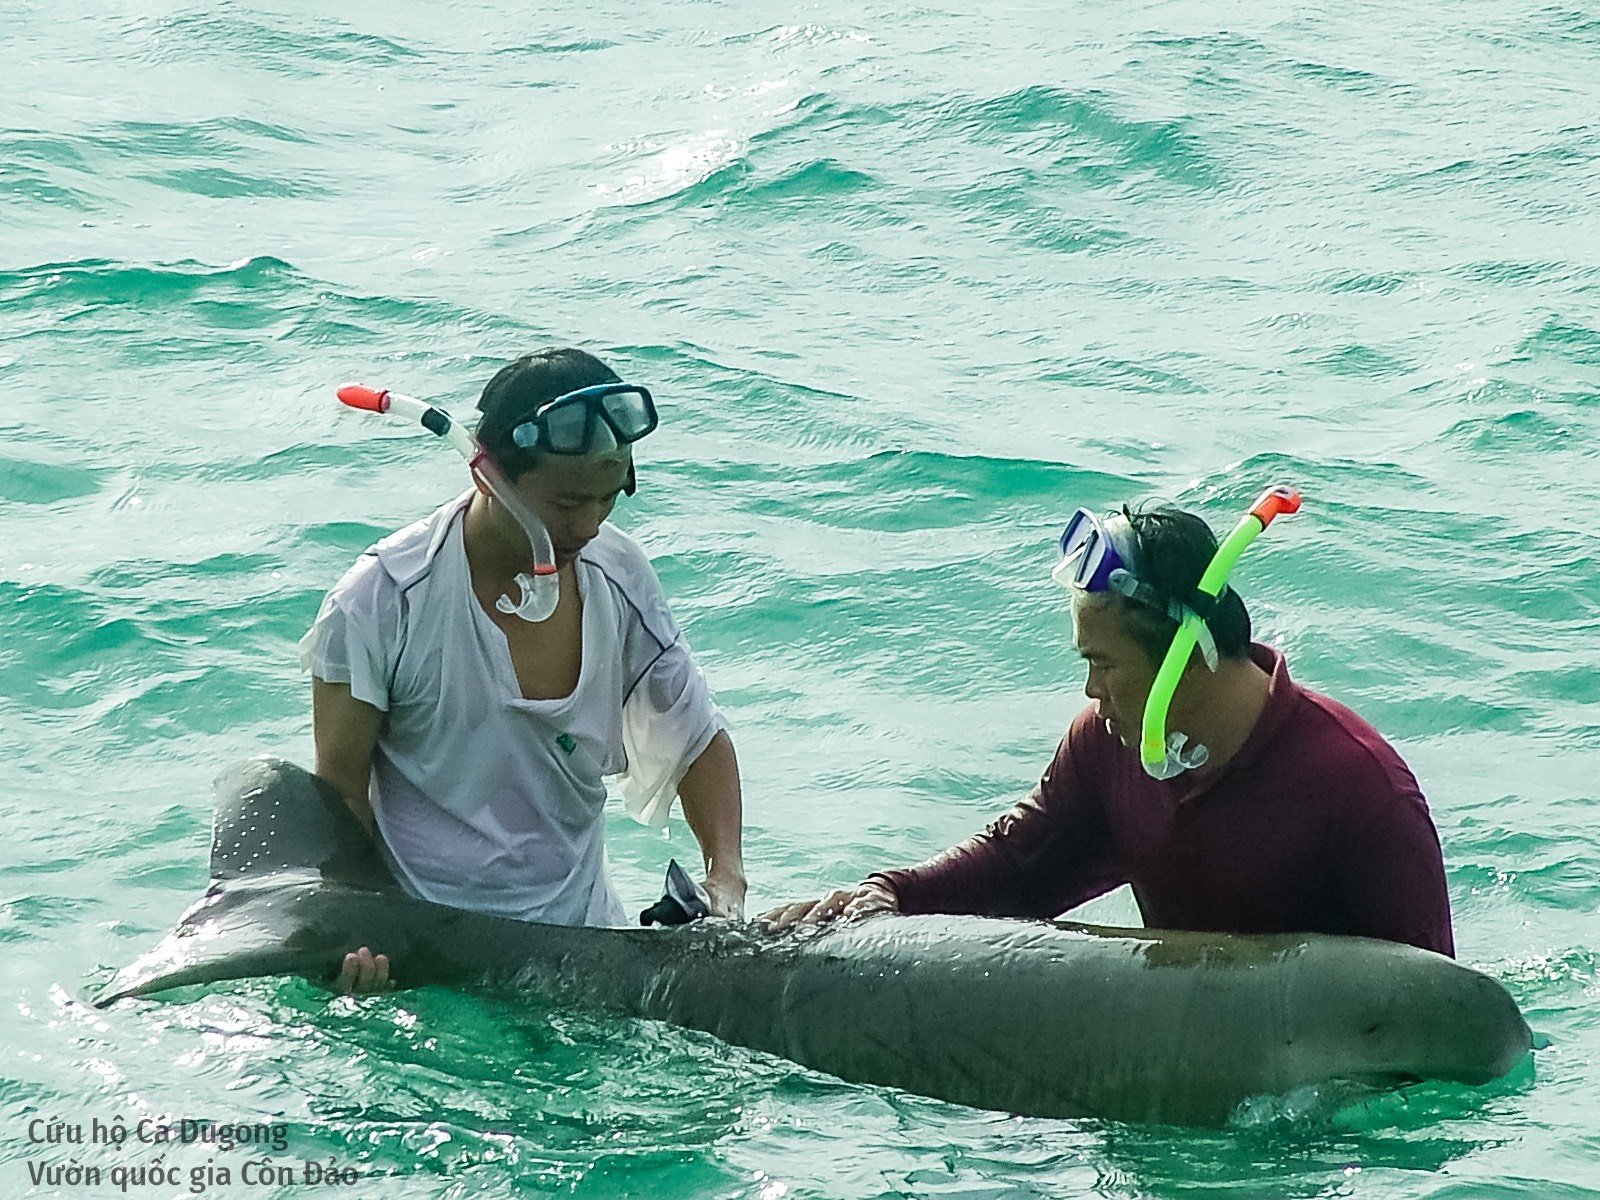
[97,759,1534,1126]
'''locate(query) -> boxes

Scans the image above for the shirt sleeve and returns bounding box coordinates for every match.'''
[1330,760,1456,956]
[869,709,1125,918]
[296,553,400,713]
[610,551,726,830]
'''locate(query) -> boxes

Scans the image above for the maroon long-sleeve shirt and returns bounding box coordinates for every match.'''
[870,645,1455,956]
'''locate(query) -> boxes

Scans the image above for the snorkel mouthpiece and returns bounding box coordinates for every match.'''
[336,383,561,623]
[1138,485,1301,780]
[1144,732,1209,780]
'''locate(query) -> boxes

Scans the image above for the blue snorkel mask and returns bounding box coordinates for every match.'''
[1053,507,1221,779]
[503,382,656,497]
[1054,508,1225,673]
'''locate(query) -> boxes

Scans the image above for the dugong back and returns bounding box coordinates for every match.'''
[624,917,1533,1125]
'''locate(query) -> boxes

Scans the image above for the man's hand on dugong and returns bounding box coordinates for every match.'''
[704,869,748,922]
[761,882,899,930]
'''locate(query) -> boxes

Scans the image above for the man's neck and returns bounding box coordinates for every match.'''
[1182,653,1272,777]
[463,491,539,594]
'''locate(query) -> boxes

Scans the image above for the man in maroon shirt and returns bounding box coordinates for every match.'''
[764,502,1455,956]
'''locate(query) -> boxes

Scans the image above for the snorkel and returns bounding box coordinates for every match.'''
[1138,486,1302,779]
[335,384,561,623]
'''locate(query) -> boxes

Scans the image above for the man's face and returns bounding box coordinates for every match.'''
[1072,597,1161,749]
[512,451,633,567]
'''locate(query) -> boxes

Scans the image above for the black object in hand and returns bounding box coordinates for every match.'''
[639,859,712,926]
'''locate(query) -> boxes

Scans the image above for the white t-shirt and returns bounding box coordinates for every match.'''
[298,491,726,926]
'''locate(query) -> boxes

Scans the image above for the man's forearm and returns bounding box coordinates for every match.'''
[868,830,1022,916]
[678,730,745,883]
[326,776,377,837]
[868,787,1074,918]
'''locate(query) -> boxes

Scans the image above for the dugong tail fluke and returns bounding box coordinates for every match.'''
[97,759,1535,1126]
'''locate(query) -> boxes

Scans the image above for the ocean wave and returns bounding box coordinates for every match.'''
[1513,317,1600,367]
[0,256,297,308]
[933,85,1222,190]
[1452,260,1578,288]
[131,10,423,75]
[600,81,1219,222]
[134,163,328,201]
[1310,344,1415,380]
[0,157,99,211]
[1322,271,1412,295]
[1040,353,1205,394]
[1438,406,1582,454]
[490,37,619,57]
[0,256,515,372]
[0,455,106,506]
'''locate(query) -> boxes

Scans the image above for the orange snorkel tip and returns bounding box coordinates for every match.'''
[337,384,391,413]
[1248,485,1302,528]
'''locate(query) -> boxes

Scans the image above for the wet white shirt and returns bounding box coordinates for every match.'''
[298,491,725,926]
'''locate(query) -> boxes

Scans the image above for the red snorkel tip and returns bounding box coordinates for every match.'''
[1249,485,1302,527]
[337,384,391,413]
[531,565,560,577]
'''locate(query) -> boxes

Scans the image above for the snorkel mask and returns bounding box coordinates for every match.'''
[1055,486,1302,780]
[509,382,657,456]
[336,384,561,623]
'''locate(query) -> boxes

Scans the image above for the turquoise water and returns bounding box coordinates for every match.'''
[3,0,1598,1194]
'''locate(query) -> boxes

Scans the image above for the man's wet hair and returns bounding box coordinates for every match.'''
[1114,503,1252,666]
[475,347,621,480]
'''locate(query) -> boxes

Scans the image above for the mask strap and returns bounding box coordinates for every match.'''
[1107,569,1223,672]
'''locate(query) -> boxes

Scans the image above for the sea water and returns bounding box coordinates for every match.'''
[2,1,1597,1195]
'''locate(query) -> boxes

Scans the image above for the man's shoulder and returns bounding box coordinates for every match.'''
[583,523,649,567]
[1038,704,1126,794]
[325,493,468,613]
[580,526,684,650]
[579,525,662,598]
[1278,677,1423,801]
[362,492,471,589]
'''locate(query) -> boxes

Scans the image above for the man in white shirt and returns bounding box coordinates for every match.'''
[300,348,745,992]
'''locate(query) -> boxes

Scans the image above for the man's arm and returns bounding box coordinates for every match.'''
[311,678,383,836]
[311,677,389,991]
[876,711,1125,918]
[767,714,1123,928]
[869,783,1079,917]
[763,787,1075,930]
[1335,785,1456,957]
[677,730,747,920]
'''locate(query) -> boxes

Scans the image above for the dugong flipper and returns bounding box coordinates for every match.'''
[97,759,1534,1126]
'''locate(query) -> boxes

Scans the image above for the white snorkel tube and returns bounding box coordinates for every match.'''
[336,384,561,623]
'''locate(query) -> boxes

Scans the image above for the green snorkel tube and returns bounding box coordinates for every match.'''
[1139,485,1302,780]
